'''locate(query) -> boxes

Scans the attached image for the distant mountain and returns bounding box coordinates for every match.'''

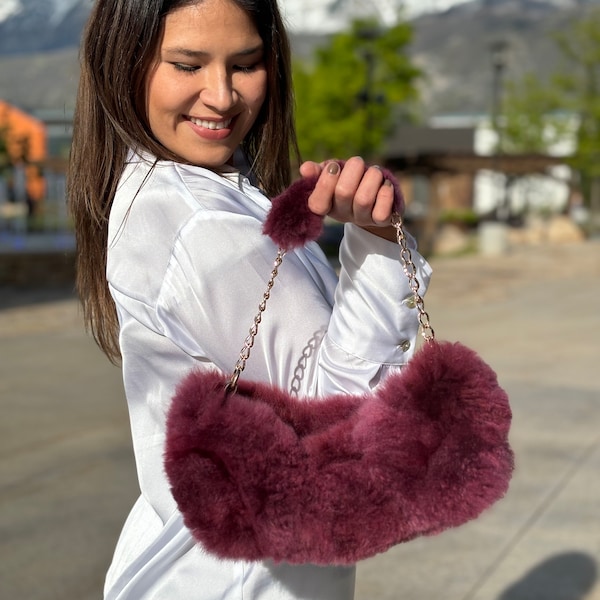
[410,0,596,115]
[0,0,90,112]
[0,0,91,55]
[0,0,408,52]
[1,0,600,115]
[295,0,600,116]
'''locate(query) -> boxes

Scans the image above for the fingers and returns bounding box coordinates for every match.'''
[350,164,395,226]
[298,160,323,179]
[305,157,396,226]
[306,160,342,217]
[371,179,396,225]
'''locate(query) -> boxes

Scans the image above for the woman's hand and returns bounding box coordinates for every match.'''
[299,156,400,241]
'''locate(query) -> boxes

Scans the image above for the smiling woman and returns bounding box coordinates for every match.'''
[67,0,432,599]
[146,1,267,168]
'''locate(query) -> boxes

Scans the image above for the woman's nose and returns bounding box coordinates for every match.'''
[200,68,236,112]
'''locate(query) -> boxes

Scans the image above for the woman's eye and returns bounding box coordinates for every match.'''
[234,63,259,74]
[172,63,200,73]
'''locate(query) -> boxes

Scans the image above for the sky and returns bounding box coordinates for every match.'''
[0,0,475,30]
[402,0,473,14]
[0,0,19,22]
[280,0,474,31]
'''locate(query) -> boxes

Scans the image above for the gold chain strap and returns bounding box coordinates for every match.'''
[226,213,434,393]
[391,213,435,342]
[226,248,286,393]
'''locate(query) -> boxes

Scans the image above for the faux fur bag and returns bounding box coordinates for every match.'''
[164,168,514,566]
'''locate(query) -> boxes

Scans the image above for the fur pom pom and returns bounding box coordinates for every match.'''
[165,340,513,565]
[263,163,405,249]
[263,176,323,250]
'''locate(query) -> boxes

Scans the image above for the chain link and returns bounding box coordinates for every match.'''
[226,249,286,393]
[391,213,435,342]
[289,328,326,395]
[226,213,433,392]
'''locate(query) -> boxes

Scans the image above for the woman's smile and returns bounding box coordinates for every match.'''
[186,116,235,140]
[187,117,233,130]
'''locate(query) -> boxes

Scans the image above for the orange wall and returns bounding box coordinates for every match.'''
[0,100,47,203]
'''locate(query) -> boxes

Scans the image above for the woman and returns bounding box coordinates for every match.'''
[68,0,431,598]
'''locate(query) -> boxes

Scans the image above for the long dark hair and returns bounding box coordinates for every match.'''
[68,0,298,363]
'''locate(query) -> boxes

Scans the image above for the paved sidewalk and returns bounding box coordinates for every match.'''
[356,240,600,600]
[1,240,599,600]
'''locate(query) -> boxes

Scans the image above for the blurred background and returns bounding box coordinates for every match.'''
[1,1,599,599]
[1,0,600,266]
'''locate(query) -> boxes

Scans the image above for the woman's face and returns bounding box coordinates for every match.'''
[146,0,267,168]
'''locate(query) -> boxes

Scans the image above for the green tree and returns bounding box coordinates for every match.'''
[293,18,420,162]
[554,10,600,185]
[502,73,572,154]
[501,8,600,217]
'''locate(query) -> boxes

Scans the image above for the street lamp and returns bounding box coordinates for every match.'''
[356,25,383,160]
[490,39,509,222]
[490,39,508,154]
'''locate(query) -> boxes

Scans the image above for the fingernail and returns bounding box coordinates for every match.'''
[384,179,393,187]
[327,162,340,175]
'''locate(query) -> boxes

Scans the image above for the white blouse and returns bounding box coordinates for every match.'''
[104,152,432,600]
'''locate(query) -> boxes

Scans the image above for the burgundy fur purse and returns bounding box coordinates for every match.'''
[164,170,513,566]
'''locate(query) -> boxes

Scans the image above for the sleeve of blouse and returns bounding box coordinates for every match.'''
[315,223,432,395]
[154,210,286,373]
[153,204,431,398]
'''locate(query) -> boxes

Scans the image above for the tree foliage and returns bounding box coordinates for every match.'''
[293,19,420,162]
[554,9,600,181]
[501,8,600,202]
[502,73,572,154]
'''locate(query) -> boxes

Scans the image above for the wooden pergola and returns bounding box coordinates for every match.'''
[381,151,572,255]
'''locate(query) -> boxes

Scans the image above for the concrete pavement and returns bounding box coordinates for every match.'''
[1,239,599,599]
[356,240,600,600]
[0,288,136,600]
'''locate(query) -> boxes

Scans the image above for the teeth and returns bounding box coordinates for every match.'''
[190,117,231,130]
